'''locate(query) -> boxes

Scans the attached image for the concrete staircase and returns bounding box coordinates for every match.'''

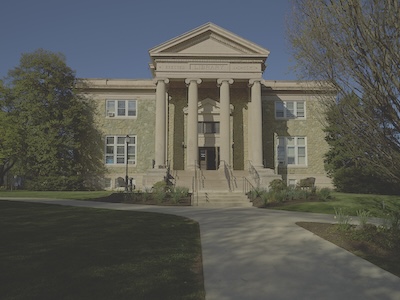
[172,170,253,207]
[193,191,252,207]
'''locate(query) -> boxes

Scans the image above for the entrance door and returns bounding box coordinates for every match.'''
[199,147,219,170]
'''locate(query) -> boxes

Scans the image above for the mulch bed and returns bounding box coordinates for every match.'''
[251,196,320,208]
[90,193,192,206]
[297,221,400,278]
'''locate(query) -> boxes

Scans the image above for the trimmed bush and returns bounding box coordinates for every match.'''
[268,179,287,192]
[170,186,190,203]
[152,181,169,193]
[316,188,333,201]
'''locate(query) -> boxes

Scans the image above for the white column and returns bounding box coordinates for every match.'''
[249,79,263,168]
[154,78,169,168]
[185,78,202,170]
[217,78,234,169]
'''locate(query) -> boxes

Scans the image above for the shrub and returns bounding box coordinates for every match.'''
[263,189,290,204]
[316,188,333,201]
[152,181,169,193]
[154,190,166,203]
[261,191,272,205]
[294,189,311,201]
[356,209,371,228]
[170,186,189,203]
[381,209,400,232]
[334,207,352,231]
[274,190,289,203]
[247,187,267,201]
[268,179,286,192]
[285,188,299,201]
[25,176,86,191]
[143,187,153,201]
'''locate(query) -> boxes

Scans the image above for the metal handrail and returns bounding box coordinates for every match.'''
[191,176,197,206]
[165,160,176,187]
[228,164,238,190]
[195,160,205,190]
[243,176,256,201]
[193,160,204,206]
[223,161,232,191]
[173,170,179,187]
[221,160,237,191]
[248,160,260,188]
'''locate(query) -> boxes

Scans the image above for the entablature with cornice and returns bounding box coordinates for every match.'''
[151,59,264,80]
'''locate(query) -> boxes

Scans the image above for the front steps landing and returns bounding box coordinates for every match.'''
[193,191,253,207]
[172,170,253,207]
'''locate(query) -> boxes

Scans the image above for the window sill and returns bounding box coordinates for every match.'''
[275,117,306,120]
[106,116,137,119]
[105,164,137,167]
[278,164,308,168]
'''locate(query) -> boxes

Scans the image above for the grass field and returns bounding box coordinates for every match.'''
[0,190,113,200]
[1,190,399,218]
[270,192,400,217]
[0,200,205,300]
[1,190,399,297]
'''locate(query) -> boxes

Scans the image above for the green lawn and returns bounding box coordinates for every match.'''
[2,190,399,218]
[270,192,400,217]
[0,201,205,300]
[0,190,113,200]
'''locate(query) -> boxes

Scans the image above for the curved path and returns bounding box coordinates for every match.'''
[2,198,400,300]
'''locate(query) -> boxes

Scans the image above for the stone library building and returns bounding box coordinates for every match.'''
[82,23,334,205]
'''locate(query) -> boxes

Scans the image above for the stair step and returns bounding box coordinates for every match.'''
[192,191,252,207]
[173,170,254,207]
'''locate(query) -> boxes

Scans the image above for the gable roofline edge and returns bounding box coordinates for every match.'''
[149,22,270,56]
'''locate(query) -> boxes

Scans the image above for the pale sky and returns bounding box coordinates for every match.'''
[1,0,297,81]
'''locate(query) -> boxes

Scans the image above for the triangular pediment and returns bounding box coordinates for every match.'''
[149,23,270,57]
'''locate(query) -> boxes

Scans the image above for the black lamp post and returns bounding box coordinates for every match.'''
[125,134,129,192]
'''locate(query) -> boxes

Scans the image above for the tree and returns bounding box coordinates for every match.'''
[287,0,400,186]
[0,82,21,186]
[1,49,105,190]
[324,94,400,194]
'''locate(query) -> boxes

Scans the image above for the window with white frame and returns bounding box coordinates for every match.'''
[288,179,297,188]
[277,136,307,166]
[106,100,137,117]
[105,135,136,165]
[275,101,305,119]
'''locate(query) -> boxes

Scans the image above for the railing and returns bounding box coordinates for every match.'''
[192,176,197,206]
[196,160,205,190]
[221,160,237,191]
[192,161,205,206]
[229,165,238,190]
[172,170,179,187]
[248,160,260,188]
[243,176,256,201]
[165,160,178,188]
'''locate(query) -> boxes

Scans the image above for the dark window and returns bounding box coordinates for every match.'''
[198,122,220,134]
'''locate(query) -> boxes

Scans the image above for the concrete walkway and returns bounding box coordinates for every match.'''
[2,197,400,300]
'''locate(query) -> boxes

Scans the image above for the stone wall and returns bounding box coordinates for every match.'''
[92,93,156,189]
[263,92,332,187]
[88,81,333,190]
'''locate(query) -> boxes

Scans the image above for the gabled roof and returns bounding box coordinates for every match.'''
[149,22,270,58]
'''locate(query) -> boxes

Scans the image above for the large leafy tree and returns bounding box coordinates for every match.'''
[324,94,400,194]
[0,81,21,186]
[287,0,400,188]
[1,49,104,190]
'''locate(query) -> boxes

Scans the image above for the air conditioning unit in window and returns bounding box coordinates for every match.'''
[107,112,115,117]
